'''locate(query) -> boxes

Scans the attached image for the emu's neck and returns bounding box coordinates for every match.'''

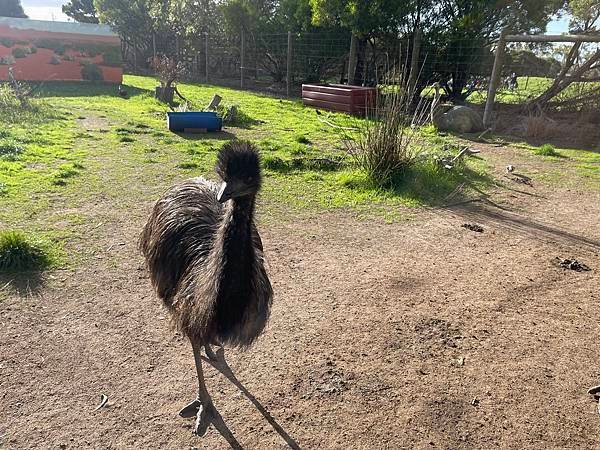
[218,195,256,285]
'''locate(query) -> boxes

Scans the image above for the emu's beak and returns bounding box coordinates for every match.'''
[217,182,232,203]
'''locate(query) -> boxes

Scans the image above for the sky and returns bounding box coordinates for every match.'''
[21,0,572,34]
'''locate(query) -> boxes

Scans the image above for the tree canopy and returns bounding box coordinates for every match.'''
[0,0,27,18]
[63,0,100,24]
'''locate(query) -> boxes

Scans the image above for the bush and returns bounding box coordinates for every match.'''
[0,231,52,272]
[534,144,559,156]
[344,81,425,186]
[29,46,37,54]
[81,62,104,81]
[49,55,61,65]
[0,37,15,48]
[0,55,16,65]
[12,47,29,58]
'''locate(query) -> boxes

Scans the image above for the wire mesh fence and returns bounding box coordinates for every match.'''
[130,29,599,119]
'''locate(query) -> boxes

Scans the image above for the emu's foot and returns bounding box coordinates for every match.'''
[178,399,201,418]
[194,401,216,437]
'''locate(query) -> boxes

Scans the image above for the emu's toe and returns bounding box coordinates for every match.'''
[194,402,215,437]
[178,399,201,418]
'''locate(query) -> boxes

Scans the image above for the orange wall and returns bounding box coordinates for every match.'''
[0,25,122,83]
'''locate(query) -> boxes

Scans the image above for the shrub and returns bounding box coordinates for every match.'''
[0,231,52,272]
[49,55,61,65]
[81,62,104,81]
[12,47,29,58]
[0,37,15,48]
[534,143,559,156]
[344,79,426,186]
[63,53,74,61]
[0,55,16,65]
[29,46,37,54]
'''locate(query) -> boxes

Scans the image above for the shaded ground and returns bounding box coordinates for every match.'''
[1,134,599,449]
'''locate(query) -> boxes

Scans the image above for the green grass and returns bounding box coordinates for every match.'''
[0,230,58,272]
[533,144,559,157]
[5,74,581,269]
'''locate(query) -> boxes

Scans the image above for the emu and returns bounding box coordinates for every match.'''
[430,82,485,133]
[140,140,273,436]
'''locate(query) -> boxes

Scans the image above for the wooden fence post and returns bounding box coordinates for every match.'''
[348,34,357,85]
[483,29,509,128]
[240,29,245,89]
[286,31,293,97]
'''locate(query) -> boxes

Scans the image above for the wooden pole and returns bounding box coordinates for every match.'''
[205,32,209,83]
[408,27,421,98]
[286,31,293,97]
[152,32,156,59]
[240,28,245,89]
[347,34,357,85]
[506,34,600,43]
[483,29,508,128]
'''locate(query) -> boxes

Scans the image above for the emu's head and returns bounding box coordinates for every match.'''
[215,140,262,203]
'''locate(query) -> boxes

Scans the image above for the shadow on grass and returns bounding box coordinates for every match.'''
[340,158,494,206]
[173,130,237,141]
[38,82,151,98]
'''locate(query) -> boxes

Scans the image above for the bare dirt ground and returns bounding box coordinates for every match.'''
[1,142,600,449]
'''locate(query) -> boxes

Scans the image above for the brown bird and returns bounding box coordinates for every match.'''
[140,140,273,436]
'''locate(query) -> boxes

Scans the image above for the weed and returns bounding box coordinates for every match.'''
[294,134,311,144]
[119,136,135,143]
[0,231,53,272]
[0,141,24,161]
[533,144,560,157]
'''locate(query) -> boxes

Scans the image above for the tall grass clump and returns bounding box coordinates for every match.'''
[0,231,53,272]
[344,77,428,186]
[534,143,559,156]
[0,84,52,125]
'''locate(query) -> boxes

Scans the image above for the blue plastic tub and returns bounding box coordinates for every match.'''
[166,111,223,132]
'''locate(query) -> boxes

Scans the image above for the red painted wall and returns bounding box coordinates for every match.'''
[0,25,122,83]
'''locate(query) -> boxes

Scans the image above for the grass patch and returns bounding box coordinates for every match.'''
[119,136,135,143]
[177,161,200,169]
[0,230,56,272]
[52,163,83,185]
[533,143,560,157]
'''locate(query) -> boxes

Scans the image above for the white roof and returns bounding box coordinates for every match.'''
[0,17,117,37]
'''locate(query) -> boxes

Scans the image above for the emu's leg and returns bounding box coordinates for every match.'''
[178,340,215,436]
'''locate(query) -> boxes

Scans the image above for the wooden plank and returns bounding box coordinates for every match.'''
[302,84,354,95]
[302,91,354,105]
[302,98,353,113]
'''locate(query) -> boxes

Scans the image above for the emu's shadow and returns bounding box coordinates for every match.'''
[201,348,301,450]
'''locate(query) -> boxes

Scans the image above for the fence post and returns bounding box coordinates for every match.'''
[240,28,245,89]
[152,32,156,59]
[348,34,357,85]
[408,27,421,98]
[483,29,509,128]
[286,31,293,97]
[205,32,209,83]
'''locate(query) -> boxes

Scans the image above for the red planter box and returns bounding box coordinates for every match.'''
[302,84,376,114]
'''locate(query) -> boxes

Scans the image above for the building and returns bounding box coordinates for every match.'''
[0,17,122,83]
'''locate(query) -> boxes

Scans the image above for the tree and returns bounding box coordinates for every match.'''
[529,0,600,109]
[63,0,99,24]
[0,0,28,18]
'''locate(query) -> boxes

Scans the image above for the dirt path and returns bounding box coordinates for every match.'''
[1,143,599,449]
